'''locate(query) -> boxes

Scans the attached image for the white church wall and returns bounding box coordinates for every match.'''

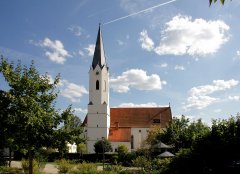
[131,128,149,150]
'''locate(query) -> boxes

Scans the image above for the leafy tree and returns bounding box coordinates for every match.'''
[94,138,112,154]
[0,57,84,173]
[158,116,210,152]
[117,144,128,155]
[145,125,163,145]
[166,116,240,174]
[54,108,84,156]
[77,143,87,155]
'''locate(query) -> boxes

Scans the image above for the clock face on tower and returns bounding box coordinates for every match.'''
[96,71,99,75]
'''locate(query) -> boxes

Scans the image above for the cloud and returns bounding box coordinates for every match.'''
[237,50,240,56]
[139,15,229,57]
[110,69,165,93]
[84,44,95,56]
[160,63,168,68]
[117,40,124,46]
[39,38,71,64]
[174,65,185,71]
[184,79,239,110]
[68,25,83,36]
[79,50,85,56]
[229,95,240,101]
[214,109,222,113]
[60,80,88,102]
[117,102,168,108]
[74,108,88,114]
[139,30,154,51]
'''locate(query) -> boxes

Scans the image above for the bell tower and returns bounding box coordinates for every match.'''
[87,26,110,153]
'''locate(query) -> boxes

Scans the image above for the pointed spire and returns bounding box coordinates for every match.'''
[92,25,107,70]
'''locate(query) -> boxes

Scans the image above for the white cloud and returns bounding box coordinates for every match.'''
[68,25,83,36]
[60,80,88,102]
[237,50,240,56]
[142,15,229,56]
[40,38,71,64]
[74,108,88,114]
[110,69,164,93]
[85,44,95,56]
[184,79,239,110]
[214,109,222,113]
[139,30,154,51]
[79,50,85,56]
[117,102,168,108]
[174,65,185,71]
[160,63,168,68]
[117,40,124,46]
[229,95,240,101]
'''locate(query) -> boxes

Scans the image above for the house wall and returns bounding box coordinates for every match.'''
[131,128,149,150]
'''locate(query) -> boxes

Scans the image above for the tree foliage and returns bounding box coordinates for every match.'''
[158,115,210,152]
[94,138,112,154]
[166,116,240,174]
[0,57,84,173]
[117,144,128,155]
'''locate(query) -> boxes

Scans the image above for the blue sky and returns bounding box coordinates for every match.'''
[1,0,240,125]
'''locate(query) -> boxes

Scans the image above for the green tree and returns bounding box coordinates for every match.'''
[166,116,240,174]
[54,108,84,156]
[77,143,87,155]
[94,138,112,154]
[145,125,163,145]
[117,144,128,155]
[0,57,84,173]
[159,116,210,152]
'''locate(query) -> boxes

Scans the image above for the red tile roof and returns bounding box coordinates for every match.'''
[82,107,172,142]
[110,107,172,128]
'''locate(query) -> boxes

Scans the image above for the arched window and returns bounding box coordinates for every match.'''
[96,80,99,90]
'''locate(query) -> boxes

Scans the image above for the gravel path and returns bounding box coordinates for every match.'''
[11,161,58,174]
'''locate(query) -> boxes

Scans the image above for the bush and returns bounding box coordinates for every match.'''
[21,159,42,174]
[70,162,97,174]
[0,166,23,173]
[56,159,73,174]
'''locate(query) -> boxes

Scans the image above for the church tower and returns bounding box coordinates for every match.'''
[87,26,110,153]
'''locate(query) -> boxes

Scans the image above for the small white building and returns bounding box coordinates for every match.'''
[82,26,172,154]
[67,143,77,153]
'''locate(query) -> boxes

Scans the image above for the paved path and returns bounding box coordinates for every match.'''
[11,161,58,174]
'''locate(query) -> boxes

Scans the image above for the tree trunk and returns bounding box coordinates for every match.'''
[28,150,33,174]
[8,148,12,167]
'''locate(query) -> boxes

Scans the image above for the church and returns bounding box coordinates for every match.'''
[82,26,172,154]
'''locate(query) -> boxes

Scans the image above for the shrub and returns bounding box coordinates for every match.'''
[69,162,97,174]
[21,159,41,174]
[0,166,23,173]
[132,156,151,173]
[56,159,73,174]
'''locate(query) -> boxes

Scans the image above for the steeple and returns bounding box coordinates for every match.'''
[92,25,107,70]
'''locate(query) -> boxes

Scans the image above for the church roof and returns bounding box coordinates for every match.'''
[110,107,172,128]
[92,25,107,70]
[82,107,172,129]
[108,107,172,142]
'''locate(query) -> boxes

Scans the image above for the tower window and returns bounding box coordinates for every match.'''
[96,80,99,90]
